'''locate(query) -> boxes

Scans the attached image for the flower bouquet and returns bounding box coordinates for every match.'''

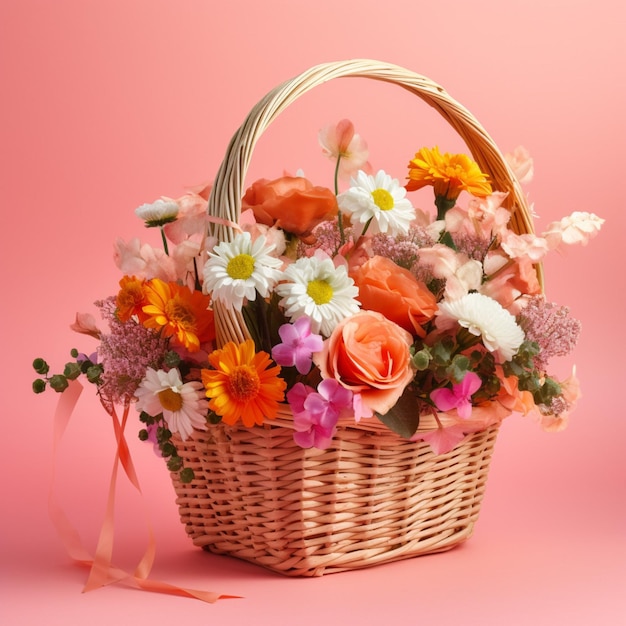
[34,60,603,577]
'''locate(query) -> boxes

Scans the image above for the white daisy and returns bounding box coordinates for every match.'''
[135,199,179,227]
[436,292,525,362]
[135,368,208,441]
[202,231,283,311]
[274,254,360,337]
[337,169,416,236]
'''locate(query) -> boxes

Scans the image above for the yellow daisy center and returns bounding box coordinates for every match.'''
[307,279,334,305]
[158,387,184,412]
[227,365,261,401]
[371,188,394,211]
[165,297,195,329]
[227,253,255,280]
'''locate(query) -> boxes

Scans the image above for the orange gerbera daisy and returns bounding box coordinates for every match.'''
[201,339,286,427]
[116,275,148,322]
[141,278,215,352]
[406,146,492,201]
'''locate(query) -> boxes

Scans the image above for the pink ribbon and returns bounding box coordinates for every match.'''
[48,380,238,603]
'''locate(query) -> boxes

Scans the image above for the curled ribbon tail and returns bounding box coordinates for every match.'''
[48,380,237,603]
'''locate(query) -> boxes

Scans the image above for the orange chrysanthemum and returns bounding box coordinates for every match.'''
[201,339,286,427]
[406,146,492,201]
[141,278,215,352]
[116,275,148,322]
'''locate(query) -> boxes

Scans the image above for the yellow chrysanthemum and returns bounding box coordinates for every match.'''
[141,278,215,352]
[406,146,492,201]
[202,339,286,427]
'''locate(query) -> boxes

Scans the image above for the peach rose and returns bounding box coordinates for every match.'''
[350,256,438,337]
[314,310,414,415]
[242,175,338,244]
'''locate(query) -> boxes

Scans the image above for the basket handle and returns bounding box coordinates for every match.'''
[207,59,533,242]
[206,59,537,345]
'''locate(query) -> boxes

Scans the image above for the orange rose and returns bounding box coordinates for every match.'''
[314,310,414,415]
[242,176,338,244]
[350,256,438,337]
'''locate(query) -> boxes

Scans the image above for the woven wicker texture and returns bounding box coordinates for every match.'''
[169,59,535,576]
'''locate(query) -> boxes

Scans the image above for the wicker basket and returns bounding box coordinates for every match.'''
[169,59,537,576]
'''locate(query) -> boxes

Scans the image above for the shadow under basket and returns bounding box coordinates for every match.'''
[169,422,499,576]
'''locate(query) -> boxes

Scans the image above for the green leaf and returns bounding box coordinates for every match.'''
[179,468,195,484]
[411,347,432,371]
[447,354,470,383]
[32,378,47,394]
[32,358,49,375]
[432,339,453,366]
[86,365,103,383]
[376,388,420,439]
[163,350,181,368]
[49,374,69,392]
[63,362,82,380]
[167,456,183,472]
[161,442,176,457]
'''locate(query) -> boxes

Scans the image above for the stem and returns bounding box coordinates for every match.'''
[434,193,456,221]
[351,217,373,254]
[255,297,272,355]
[193,257,201,291]
[334,155,345,245]
[160,226,169,256]
[484,258,515,282]
[456,327,481,353]
[334,155,341,195]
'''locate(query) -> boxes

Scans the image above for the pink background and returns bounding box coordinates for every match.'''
[2,0,625,623]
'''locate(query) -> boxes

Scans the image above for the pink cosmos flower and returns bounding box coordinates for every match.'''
[271,317,324,374]
[430,372,482,419]
[287,379,353,449]
[318,119,371,180]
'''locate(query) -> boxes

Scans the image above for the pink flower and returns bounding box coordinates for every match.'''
[113,237,177,281]
[543,211,604,249]
[430,372,482,419]
[69,312,102,339]
[413,423,468,455]
[162,191,209,245]
[500,231,549,262]
[239,209,287,256]
[466,192,511,238]
[505,146,534,184]
[480,250,542,310]
[318,119,371,180]
[287,380,352,449]
[416,244,482,300]
[271,317,324,374]
[536,367,582,432]
[352,392,373,422]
